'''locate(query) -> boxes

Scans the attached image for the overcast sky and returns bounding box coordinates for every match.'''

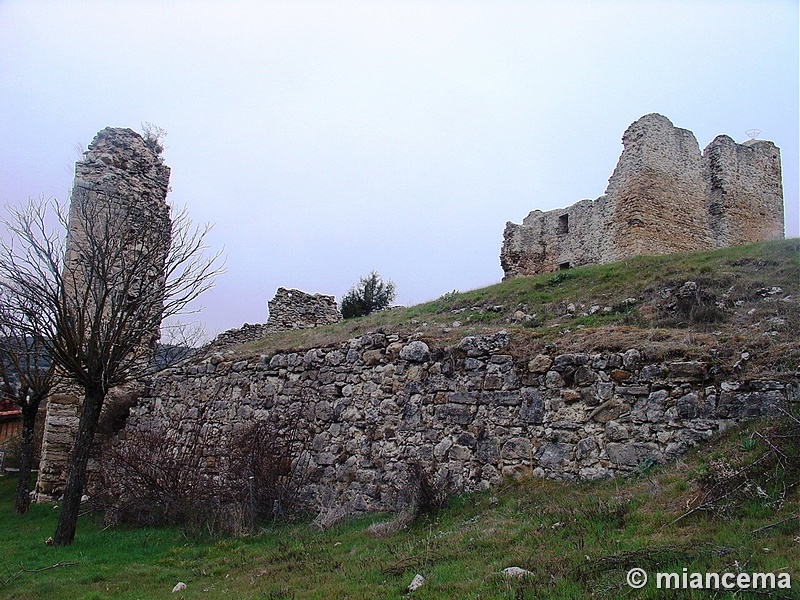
[1,1,797,337]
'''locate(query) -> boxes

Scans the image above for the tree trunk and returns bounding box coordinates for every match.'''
[13,406,38,515]
[53,386,105,545]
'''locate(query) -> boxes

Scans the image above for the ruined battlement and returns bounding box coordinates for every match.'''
[500,114,784,278]
[266,287,341,333]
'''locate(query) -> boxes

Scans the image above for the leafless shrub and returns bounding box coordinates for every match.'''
[94,410,221,531]
[229,419,311,523]
[94,410,310,535]
[367,462,447,537]
[140,122,167,157]
[366,506,416,538]
[0,313,56,514]
[312,505,349,531]
[673,420,800,524]
[655,280,727,328]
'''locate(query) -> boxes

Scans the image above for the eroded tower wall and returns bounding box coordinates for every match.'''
[35,127,171,500]
[704,136,784,247]
[500,114,785,278]
[604,113,713,261]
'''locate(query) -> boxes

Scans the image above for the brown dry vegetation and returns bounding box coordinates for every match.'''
[232,239,798,379]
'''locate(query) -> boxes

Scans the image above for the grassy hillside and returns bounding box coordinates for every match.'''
[1,417,797,598]
[2,240,797,599]
[242,239,798,377]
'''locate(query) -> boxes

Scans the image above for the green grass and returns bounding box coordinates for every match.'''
[237,240,799,377]
[2,418,798,599]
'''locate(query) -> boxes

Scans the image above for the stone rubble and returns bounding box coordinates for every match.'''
[408,574,425,591]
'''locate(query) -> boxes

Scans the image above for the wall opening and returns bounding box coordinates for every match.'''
[558,214,569,234]
[559,262,571,270]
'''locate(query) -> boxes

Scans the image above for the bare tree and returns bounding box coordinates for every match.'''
[0,295,58,514]
[152,319,209,369]
[0,194,223,544]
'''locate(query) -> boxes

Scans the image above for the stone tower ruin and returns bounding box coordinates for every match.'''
[500,114,784,278]
[35,127,171,500]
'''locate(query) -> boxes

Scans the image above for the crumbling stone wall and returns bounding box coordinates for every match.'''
[197,288,342,355]
[266,287,341,333]
[202,323,271,352]
[121,330,797,514]
[501,114,784,278]
[35,127,171,500]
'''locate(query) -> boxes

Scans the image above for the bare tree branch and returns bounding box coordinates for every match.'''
[0,186,223,543]
[0,288,59,514]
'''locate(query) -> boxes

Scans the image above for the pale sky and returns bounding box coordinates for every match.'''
[1,1,797,337]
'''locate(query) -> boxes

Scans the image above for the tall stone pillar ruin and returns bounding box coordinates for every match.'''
[35,127,171,500]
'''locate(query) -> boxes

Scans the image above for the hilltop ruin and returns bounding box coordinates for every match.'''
[500,114,784,278]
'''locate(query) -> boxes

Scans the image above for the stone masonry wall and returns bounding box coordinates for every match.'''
[203,323,271,352]
[122,330,797,514]
[198,288,342,355]
[36,127,171,500]
[500,114,784,278]
[266,287,341,333]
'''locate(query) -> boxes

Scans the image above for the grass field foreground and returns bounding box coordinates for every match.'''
[1,417,798,599]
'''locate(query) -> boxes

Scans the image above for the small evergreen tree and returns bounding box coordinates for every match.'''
[340,271,396,319]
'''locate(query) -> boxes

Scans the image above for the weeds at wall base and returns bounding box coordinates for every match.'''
[1,416,798,599]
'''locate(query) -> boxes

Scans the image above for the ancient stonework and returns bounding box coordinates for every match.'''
[35,127,171,500]
[266,287,341,333]
[194,288,342,355]
[119,330,798,515]
[500,114,785,278]
[203,323,271,351]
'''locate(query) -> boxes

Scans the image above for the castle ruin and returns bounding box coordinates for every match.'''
[31,117,794,518]
[35,127,171,500]
[500,114,784,278]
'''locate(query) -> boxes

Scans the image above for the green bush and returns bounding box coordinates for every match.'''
[340,271,396,319]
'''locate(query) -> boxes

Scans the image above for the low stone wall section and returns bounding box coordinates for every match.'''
[123,330,797,513]
[266,287,341,332]
[197,288,342,355]
[202,323,270,352]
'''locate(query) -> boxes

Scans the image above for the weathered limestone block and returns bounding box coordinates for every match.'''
[536,442,573,469]
[400,341,430,363]
[527,354,552,373]
[668,361,708,382]
[606,442,661,468]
